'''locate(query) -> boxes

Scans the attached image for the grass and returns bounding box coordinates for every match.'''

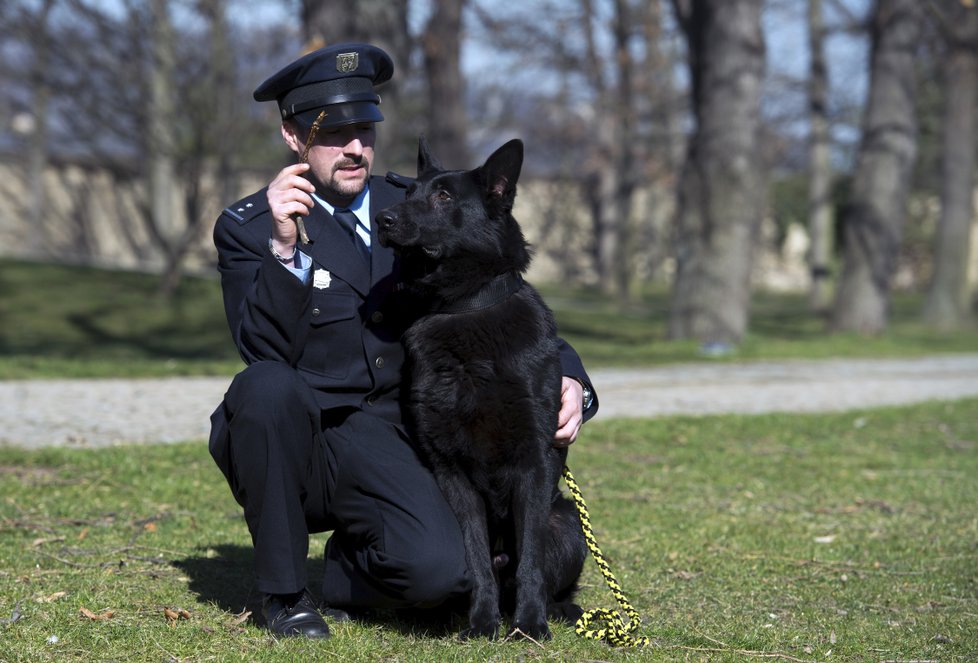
[1,258,977,379]
[0,260,242,379]
[545,287,978,367]
[2,398,977,661]
[1,259,976,659]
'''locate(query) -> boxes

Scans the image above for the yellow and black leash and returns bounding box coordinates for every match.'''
[562,465,652,648]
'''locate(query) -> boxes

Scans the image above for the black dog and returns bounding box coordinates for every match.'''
[377,138,586,640]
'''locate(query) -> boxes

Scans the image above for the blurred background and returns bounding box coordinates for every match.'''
[0,0,975,368]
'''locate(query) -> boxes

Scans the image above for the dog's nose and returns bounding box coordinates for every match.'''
[376,211,397,230]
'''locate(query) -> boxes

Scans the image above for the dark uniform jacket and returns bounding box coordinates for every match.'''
[211,173,597,436]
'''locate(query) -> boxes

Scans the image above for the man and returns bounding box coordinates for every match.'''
[209,43,598,639]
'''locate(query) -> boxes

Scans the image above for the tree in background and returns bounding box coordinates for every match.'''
[20,0,55,259]
[807,0,833,313]
[0,0,280,294]
[830,0,922,334]
[668,0,767,346]
[147,0,178,295]
[7,0,974,332]
[422,0,470,169]
[468,0,679,300]
[922,0,977,330]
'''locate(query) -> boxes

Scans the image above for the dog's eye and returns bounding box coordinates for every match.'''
[435,190,452,202]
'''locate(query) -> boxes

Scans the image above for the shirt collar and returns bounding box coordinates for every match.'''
[312,185,371,229]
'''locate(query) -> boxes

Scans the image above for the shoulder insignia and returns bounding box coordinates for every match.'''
[222,190,269,225]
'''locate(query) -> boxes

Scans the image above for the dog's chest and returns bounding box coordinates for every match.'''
[404,304,559,469]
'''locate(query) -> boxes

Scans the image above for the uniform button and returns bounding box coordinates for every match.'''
[371,311,384,323]
[375,356,385,369]
[312,307,321,317]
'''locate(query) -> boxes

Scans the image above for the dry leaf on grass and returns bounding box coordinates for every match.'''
[31,536,65,547]
[163,607,191,625]
[35,591,67,603]
[230,609,252,626]
[79,607,114,621]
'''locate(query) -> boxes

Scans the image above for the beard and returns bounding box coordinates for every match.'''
[319,157,371,202]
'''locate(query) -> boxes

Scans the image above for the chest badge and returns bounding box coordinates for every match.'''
[313,269,332,289]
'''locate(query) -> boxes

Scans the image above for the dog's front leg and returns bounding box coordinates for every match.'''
[510,464,552,641]
[436,472,501,639]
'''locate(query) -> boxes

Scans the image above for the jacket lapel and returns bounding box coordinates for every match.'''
[301,177,405,296]
[304,203,371,296]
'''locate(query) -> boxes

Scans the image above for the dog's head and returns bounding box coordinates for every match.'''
[377,137,531,288]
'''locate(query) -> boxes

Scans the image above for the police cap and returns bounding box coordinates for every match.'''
[253,43,393,130]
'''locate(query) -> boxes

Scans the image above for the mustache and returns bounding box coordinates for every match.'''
[333,157,364,170]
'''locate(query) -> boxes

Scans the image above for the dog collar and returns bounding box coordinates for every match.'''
[433,272,524,314]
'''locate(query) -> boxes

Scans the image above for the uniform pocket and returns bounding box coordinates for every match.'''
[303,290,360,379]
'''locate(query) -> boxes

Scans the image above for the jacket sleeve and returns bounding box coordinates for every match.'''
[557,337,599,421]
[213,195,313,366]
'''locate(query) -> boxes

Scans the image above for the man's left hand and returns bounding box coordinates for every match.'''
[554,377,584,448]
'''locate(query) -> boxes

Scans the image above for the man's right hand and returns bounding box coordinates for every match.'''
[267,162,316,248]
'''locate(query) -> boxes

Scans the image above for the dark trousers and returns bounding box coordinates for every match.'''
[209,361,469,608]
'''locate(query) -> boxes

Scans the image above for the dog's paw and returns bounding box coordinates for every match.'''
[509,620,552,642]
[460,621,500,640]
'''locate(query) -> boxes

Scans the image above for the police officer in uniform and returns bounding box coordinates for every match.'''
[209,43,598,639]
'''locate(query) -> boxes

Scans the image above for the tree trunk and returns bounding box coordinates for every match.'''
[830,0,921,335]
[148,0,179,294]
[202,0,236,206]
[422,0,470,168]
[923,1,977,330]
[668,0,766,346]
[807,0,834,313]
[580,0,638,302]
[25,0,55,258]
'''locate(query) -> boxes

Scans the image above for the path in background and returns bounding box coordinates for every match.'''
[2,354,977,449]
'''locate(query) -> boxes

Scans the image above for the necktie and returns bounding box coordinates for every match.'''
[334,208,371,263]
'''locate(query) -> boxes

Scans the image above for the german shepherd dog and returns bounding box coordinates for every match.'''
[377,138,586,640]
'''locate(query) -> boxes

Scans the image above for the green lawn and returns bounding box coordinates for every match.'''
[1,259,976,659]
[1,399,976,661]
[1,258,976,379]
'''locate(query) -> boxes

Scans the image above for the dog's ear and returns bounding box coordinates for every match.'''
[417,135,443,177]
[482,139,523,202]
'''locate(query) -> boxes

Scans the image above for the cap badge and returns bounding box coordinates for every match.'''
[336,52,359,73]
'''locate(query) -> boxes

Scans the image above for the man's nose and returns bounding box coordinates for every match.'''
[344,137,364,155]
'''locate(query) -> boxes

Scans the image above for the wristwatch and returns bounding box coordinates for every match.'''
[581,382,594,410]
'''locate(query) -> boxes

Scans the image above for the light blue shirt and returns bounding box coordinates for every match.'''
[282,186,372,283]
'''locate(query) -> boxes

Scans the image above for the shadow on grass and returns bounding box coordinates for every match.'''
[173,544,265,622]
[172,543,465,636]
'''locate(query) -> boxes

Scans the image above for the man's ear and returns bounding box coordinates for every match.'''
[281,121,303,155]
[482,139,523,201]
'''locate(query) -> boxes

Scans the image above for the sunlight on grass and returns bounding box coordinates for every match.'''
[1,399,976,660]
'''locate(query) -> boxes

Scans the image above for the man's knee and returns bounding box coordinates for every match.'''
[395,543,469,606]
[227,361,310,421]
[227,361,301,410]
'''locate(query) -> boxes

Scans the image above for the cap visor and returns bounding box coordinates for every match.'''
[292,102,384,130]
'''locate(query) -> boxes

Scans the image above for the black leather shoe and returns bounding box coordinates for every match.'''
[262,590,330,639]
[319,604,352,622]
